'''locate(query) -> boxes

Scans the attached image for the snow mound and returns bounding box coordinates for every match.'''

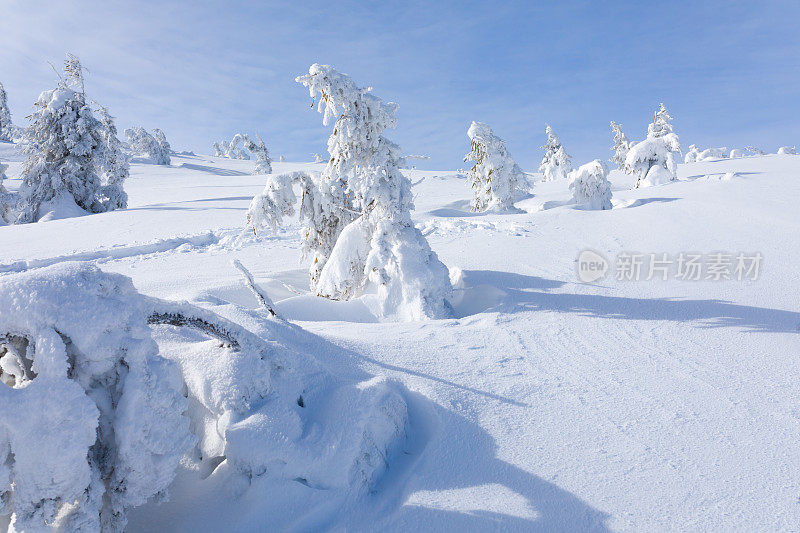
[0,263,193,532]
[0,263,410,531]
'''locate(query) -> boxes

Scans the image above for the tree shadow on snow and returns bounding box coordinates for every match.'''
[356,390,612,531]
[177,163,251,176]
[454,270,800,333]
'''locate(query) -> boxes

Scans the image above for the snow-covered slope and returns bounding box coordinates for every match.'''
[2,149,799,531]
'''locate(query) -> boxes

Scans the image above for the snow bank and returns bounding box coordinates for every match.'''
[0,263,192,531]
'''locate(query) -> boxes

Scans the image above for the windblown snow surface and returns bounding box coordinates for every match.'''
[2,142,799,531]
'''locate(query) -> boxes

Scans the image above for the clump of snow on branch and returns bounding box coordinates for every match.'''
[539,124,572,181]
[569,159,613,210]
[610,121,631,170]
[624,103,681,188]
[464,121,524,212]
[0,263,193,532]
[125,127,171,165]
[247,63,452,320]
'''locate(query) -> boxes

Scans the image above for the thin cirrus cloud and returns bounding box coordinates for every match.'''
[0,0,798,169]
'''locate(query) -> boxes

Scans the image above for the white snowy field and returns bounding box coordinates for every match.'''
[2,142,800,531]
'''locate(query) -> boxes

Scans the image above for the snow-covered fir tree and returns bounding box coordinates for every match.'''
[152,128,172,156]
[0,81,13,142]
[464,121,524,212]
[279,155,286,162]
[610,121,630,170]
[247,64,452,319]
[243,134,272,174]
[94,105,129,210]
[745,145,765,156]
[684,144,700,163]
[313,153,325,163]
[16,55,123,223]
[125,127,171,165]
[539,125,572,181]
[569,159,613,210]
[212,142,224,157]
[624,103,681,188]
[0,160,12,223]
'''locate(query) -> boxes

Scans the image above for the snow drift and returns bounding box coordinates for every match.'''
[0,263,409,531]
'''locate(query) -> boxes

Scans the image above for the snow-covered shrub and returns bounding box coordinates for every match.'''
[463,121,524,212]
[625,103,681,188]
[95,105,129,210]
[15,56,125,224]
[539,124,572,181]
[610,121,631,170]
[243,134,272,174]
[729,148,744,158]
[745,145,765,156]
[125,127,171,165]
[248,64,452,320]
[777,146,797,155]
[0,81,13,142]
[685,144,700,163]
[569,159,612,210]
[0,263,193,531]
[697,147,728,161]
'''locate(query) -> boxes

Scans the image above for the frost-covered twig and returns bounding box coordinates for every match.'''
[232,259,277,317]
[147,311,241,349]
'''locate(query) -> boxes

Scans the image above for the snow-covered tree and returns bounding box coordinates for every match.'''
[777,146,797,155]
[279,155,286,162]
[729,148,744,158]
[152,128,172,156]
[539,125,571,181]
[313,153,325,163]
[243,134,272,174]
[745,145,765,156]
[0,81,13,142]
[0,161,12,224]
[697,147,728,160]
[684,144,700,163]
[463,121,524,212]
[94,105,129,210]
[125,127,171,165]
[610,121,630,170]
[624,103,681,188]
[212,142,224,157]
[0,262,193,532]
[247,64,452,319]
[569,159,612,210]
[16,57,115,223]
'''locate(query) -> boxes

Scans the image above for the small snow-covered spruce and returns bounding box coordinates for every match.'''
[94,105,130,210]
[312,152,325,163]
[212,141,224,157]
[610,121,630,170]
[684,144,700,163]
[16,55,120,223]
[248,64,452,320]
[539,124,572,181]
[624,103,681,188]
[243,134,272,174]
[569,159,612,210]
[152,128,172,156]
[464,121,524,212]
[0,81,13,142]
[125,127,171,165]
[0,161,13,223]
[279,155,286,162]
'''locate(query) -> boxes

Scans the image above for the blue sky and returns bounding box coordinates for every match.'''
[1,0,798,169]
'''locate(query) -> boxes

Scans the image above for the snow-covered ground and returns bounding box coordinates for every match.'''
[2,142,800,531]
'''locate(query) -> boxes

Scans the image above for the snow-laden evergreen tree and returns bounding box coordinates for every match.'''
[0,81,13,142]
[243,134,272,174]
[212,142,224,157]
[247,64,452,319]
[684,144,700,163]
[624,103,681,188]
[94,105,129,210]
[463,121,524,212]
[777,146,797,155]
[610,121,630,170]
[0,161,12,223]
[539,125,572,181]
[569,159,613,210]
[16,56,116,223]
[152,128,172,156]
[312,153,325,163]
[745,145,765,156]
[125,127,170,165]
[279,155,286,162]
[729,148,744,158]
